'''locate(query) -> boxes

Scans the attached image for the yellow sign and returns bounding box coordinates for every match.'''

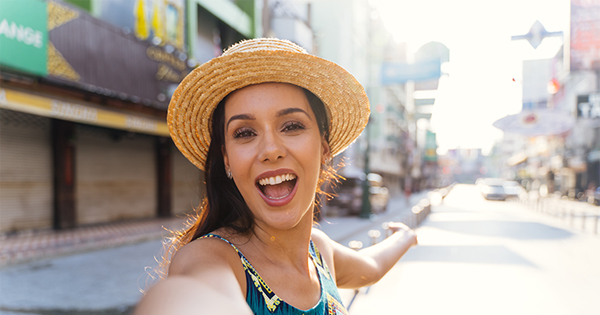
[0,88,169,136]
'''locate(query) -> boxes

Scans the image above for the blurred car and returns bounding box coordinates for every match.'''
[478,178,506,201]
[328,173,389,215]
[502,180,525,199]
[586,187,600,205]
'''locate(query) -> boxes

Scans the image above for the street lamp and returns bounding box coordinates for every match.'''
[360,118,372,218]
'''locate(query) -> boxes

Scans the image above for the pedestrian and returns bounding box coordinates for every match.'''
[134,38,417,315]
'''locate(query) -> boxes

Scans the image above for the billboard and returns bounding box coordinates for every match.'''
[0,0,47,76]
[570,0,600,71]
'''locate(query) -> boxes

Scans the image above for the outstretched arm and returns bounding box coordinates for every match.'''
[134,275,253,315]
[134,238,252,315]
[329,222,417,289]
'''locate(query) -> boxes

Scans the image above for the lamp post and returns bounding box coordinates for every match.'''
[360,118,372,218]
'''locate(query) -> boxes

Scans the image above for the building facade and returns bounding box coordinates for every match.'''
[0,0,259,233]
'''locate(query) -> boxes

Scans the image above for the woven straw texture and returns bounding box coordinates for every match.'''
[168,38,370,171]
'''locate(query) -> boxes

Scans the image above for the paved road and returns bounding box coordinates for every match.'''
[347,184,600,315]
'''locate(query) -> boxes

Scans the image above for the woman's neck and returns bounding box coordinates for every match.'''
[247,211,315,273]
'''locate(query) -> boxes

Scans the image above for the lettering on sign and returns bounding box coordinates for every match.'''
[0,19,43,48]
[146,46,186,71]
[578,93,600,119]
[125,116,158,132]
[51,101,98,122]
[155,64,185,83]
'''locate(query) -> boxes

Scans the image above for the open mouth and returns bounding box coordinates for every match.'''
[257,174,298,200]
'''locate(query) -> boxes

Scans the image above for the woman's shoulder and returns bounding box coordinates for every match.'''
[310,227,334,256]
[169,230,242,277]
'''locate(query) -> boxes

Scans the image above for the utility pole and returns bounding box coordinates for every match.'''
[360,2,373,219]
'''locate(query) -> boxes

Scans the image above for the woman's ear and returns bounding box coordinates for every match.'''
[321,137,331,164]
[222,145,230,169]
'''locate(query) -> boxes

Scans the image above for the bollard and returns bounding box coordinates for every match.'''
[348,240,363,251]
[411,205,422,228]
[368,230,381,246]
[347,240,363,310]
[569,209,575,228]
[382,222,392,238]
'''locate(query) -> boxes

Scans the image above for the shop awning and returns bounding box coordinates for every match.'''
[0,87,169,136]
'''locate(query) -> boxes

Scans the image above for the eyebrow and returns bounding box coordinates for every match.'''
[226,114,255,130]
[225,107,311,130]
[276,107,311,119]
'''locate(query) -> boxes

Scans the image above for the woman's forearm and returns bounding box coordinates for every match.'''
[357,227,417,283]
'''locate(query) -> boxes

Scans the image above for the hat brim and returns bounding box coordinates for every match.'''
[168,50,370,171]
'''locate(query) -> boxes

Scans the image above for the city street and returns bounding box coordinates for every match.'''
[347,184,600,315]
[1,185,599,314]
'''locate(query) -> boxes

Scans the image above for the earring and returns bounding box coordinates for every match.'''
[226,169,233,179]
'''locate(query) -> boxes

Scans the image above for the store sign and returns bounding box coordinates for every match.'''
[46,2,191,109]
[0,88,169,136]
[0,0,47,76]
[577,93,600,119]
[424,130,437,162]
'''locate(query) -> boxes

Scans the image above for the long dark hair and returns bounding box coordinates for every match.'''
[157,86,331,277]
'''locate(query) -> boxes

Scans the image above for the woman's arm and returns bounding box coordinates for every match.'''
[329,222,417,289]
[134,275,252,315]
[134,238,252,314]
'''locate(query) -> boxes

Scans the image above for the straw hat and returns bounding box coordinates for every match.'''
[168,38,370,171]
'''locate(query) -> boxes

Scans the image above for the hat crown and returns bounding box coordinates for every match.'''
[223,38,308,56]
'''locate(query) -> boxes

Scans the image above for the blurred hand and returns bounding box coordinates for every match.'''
[387,222,418,246]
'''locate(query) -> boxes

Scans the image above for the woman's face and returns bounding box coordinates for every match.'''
[222,83,330,231]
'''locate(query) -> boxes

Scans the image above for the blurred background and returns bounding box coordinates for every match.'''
[1,0,599,314]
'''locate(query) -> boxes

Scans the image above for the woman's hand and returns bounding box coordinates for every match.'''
[322,221,419,289]
[386,222,418,247]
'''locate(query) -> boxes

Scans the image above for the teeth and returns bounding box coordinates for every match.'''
[258,174,297,186]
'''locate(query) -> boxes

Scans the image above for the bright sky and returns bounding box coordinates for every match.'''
[371,0,569,155]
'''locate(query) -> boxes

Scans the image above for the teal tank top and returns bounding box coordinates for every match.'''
[199,234,348,315]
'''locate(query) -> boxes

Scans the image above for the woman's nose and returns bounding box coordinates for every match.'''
[258,130,285,163]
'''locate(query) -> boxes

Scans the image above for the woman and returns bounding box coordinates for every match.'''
[135,38,417,314]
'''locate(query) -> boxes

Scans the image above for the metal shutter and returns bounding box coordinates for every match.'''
[75,125,156,225]
[0,109,53,232]
[171,145,203,216]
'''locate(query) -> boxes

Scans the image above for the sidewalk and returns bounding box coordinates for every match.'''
[0,217,185,267]
[1,191,432,268]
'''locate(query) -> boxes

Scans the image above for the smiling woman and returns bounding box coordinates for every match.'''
[134,38,418,315]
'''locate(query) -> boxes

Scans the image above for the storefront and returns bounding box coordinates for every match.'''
[0,0,200,233]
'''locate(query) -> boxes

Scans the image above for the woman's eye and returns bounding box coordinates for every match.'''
[233,128,256,139]
[282,121,306,132]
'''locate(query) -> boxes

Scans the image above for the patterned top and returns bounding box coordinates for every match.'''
[199,233,348,315]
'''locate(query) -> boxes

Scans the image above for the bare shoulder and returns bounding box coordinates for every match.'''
[311,227,333,253]
[169,233,241,277]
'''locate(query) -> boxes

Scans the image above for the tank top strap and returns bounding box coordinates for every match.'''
[197,233,245,259]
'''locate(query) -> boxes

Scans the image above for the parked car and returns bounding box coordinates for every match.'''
[327,173,389,215]
[502,180,525,199]
[478,178,506,201]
